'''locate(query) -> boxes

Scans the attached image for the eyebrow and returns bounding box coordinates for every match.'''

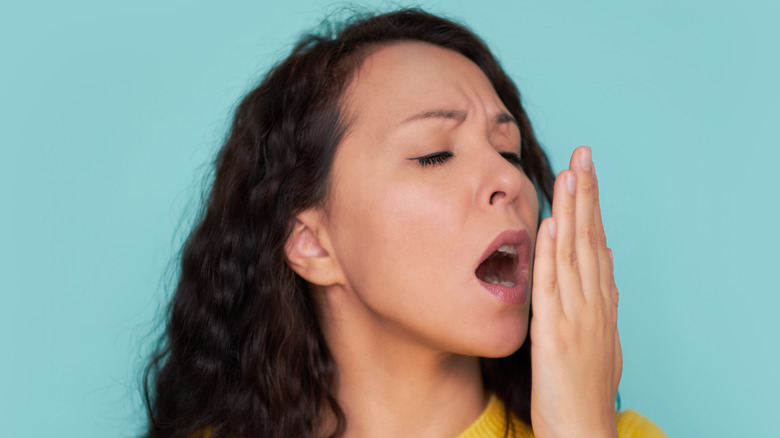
[400,109,518,127]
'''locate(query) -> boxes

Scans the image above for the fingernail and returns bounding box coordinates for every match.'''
[566,171,576,195]
[548,217,557,239]
[580,147,592,172]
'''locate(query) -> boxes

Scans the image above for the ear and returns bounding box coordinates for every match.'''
[284,208,345,287]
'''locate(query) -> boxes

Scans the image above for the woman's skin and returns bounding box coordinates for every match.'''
[285,41,621,438]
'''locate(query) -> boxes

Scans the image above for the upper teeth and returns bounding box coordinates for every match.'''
[496,244,517,257]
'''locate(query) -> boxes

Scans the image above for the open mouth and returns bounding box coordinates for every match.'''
[475,244,520,287]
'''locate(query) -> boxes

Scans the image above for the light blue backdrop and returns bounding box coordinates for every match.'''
[2,0,778,436]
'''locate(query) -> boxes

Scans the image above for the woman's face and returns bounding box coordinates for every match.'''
[321,41,539,357]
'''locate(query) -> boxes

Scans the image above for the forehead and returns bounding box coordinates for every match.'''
[342,41,508,126]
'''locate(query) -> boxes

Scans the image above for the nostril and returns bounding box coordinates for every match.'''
[489,191,505,205]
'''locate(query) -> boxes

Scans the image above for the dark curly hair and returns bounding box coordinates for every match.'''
[143,8,555,438]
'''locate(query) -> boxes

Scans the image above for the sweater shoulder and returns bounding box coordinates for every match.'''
[457,395,667,438]
[616,409,668,438]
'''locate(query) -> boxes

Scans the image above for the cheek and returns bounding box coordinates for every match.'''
[365,180,463,274]
[522,177,541,229]
[383,182,458,231]
[329,174,467,291]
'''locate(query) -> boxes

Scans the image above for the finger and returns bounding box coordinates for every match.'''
[591,161,616,305]
[531,217,561,321]
[613,329,623,392]
[551,169,584,316]
[570,146,601,301]
[608,249,619,307]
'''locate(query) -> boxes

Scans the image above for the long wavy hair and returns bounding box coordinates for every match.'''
[143,8,555,438]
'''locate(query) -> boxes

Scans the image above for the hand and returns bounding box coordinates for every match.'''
[529,146,622,438]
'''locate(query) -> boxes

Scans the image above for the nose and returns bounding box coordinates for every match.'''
[476,149,526,210]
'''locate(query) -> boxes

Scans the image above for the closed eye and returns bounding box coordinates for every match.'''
[500,152,522,166]
[411,151,454,167]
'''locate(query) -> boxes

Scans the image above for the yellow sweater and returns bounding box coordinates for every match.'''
[193,394,666,437]
[456,395,667,438]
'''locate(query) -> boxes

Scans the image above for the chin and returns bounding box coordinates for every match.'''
[481,334,528,358]
[461,320,528,359]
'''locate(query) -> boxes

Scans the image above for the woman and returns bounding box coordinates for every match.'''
[143,8,665,438]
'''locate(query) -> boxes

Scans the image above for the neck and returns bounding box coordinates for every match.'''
[317,287,487,438]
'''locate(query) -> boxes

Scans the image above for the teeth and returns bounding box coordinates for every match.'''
[483,274,515,287]
[495,244,517,257]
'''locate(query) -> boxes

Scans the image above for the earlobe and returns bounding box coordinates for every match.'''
[284,209,345,287]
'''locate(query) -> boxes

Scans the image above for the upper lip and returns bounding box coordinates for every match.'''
[476,229,532,271]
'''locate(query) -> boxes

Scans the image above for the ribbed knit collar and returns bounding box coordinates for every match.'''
[455,394,533,438]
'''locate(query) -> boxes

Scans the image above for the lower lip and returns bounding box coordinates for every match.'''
[478,275,529,306]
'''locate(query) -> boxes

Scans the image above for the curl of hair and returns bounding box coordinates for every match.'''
[143,8,555,438]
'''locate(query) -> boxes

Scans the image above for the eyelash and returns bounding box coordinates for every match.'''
[500,152,522,166]
[414,151,454,167]
[412,151,522,167]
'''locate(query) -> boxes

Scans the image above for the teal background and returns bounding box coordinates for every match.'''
[2,0,778,436]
